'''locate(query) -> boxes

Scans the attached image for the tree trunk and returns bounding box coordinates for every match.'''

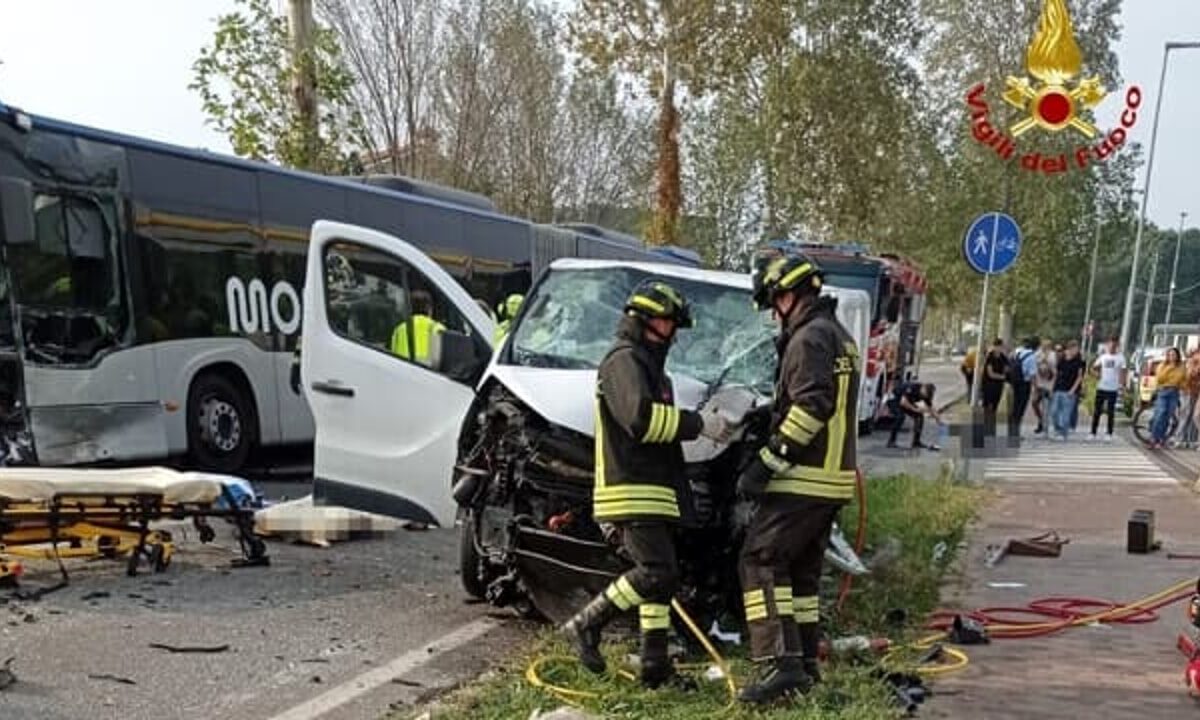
[999,303,1014,348]
[649,52,681,247]
[289,0,320,170]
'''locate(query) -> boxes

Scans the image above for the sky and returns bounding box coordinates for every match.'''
[0,0,1197,230]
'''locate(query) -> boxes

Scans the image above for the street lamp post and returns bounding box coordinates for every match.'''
[1165,210,1189,328]
[1081,199,1102,354]
[1118,42,1200,359]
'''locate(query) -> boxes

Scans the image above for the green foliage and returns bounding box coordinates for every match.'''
[835,474,980,636]
[190,0,361,172]
[568,0,732,246]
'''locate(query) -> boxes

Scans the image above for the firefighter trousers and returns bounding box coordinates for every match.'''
[739,496,840,661]
[600,522,679,637]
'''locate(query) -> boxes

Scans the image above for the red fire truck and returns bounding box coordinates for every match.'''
[761,241,928,433]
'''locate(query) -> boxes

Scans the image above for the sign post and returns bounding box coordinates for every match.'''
[964,212,1023,410]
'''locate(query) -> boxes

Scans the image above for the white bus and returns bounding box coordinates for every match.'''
[0,102,691,472]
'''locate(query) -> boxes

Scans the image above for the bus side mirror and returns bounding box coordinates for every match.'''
[0,178,34,246]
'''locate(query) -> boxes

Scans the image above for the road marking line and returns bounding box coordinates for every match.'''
[264,618,498,720]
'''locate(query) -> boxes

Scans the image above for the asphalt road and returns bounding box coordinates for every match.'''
[0,361,965,720]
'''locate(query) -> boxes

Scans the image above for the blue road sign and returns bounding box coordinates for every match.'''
[963,212,1022,275]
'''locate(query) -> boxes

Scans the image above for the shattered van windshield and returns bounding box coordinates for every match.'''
[509,267,776,393]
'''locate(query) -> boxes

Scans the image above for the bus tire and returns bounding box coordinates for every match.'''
[188,371,256,473]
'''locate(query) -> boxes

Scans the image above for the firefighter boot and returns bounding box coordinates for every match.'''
[737,656,812,705]
[639,630,695,690]
[799,622,822,684]
[562,593,620,674]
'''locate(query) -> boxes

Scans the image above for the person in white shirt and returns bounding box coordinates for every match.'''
[1089,336,1127,441]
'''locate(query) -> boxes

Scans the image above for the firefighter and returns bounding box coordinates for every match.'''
[493,293,524,344]
[735,251,860,705]
[561,279,734,688]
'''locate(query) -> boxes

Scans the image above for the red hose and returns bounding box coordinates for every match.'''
[834,467,867,614]
[926,589,1195,639]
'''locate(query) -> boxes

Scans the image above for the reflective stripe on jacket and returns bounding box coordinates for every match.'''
[761,296,860,502]
[593,315,703,522]
[390,315,445,363]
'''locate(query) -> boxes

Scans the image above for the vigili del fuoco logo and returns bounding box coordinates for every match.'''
[965,0,1141,175]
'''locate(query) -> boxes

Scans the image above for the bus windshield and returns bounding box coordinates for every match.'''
[7,193,125,363]
[509,267,776,394]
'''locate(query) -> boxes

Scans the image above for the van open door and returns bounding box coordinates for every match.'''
[302,221,495,527]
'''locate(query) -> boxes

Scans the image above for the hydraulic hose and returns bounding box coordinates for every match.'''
[526,598,738,710]
[885,578,1199,677]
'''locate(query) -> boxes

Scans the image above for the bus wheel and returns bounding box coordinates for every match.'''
[188,372,255,473]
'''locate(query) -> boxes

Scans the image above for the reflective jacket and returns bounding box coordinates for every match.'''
[391,315,445,364]
[759,296,860,502]
[593,316,703,522]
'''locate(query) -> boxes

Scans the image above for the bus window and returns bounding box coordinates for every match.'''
[9,193,125,362]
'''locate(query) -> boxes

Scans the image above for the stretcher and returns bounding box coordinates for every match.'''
[0,467,268,590]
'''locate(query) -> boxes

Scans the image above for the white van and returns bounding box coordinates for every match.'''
[301,221,870,530]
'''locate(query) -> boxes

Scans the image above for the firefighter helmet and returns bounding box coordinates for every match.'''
[625,279,693,328]
[751,252,823,310]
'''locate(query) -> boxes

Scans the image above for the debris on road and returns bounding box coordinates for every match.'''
[254,495,400,546]
[88,673,136,685]
[148,642,231,654]
[0,657,14,691]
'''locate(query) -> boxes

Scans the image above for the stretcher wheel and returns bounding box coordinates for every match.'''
[248,537,266,559]
[199,525,216,544]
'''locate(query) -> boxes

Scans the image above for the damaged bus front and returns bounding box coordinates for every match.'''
[0,130,136,465]
[451,260,870,625]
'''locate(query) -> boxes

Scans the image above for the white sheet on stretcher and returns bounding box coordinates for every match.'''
[0,466,228,504]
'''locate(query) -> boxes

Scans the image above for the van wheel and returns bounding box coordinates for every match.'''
[459,509,488,599]
[188,372,256,473]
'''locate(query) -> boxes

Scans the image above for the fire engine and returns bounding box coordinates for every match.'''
[759,241,928,433]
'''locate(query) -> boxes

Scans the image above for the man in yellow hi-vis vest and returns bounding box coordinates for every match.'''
[390,290,445,366]
[493,293,524,344]
[735,250,860,705]
[561,280,733,689]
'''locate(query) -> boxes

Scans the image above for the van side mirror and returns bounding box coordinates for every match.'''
[0,178,34,246]
[438,330,487,385]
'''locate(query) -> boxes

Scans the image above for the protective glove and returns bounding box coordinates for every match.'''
[736,456,773,499]
[599,522,621,547]
[699,407,737,444]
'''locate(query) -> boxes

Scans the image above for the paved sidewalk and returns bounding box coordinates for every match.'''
[928,429,1199,719]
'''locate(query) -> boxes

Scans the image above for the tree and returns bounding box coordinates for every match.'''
[568,0,729,246]
[191,0,361,172]
[685,0,929,263]
[318,0,443,177]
